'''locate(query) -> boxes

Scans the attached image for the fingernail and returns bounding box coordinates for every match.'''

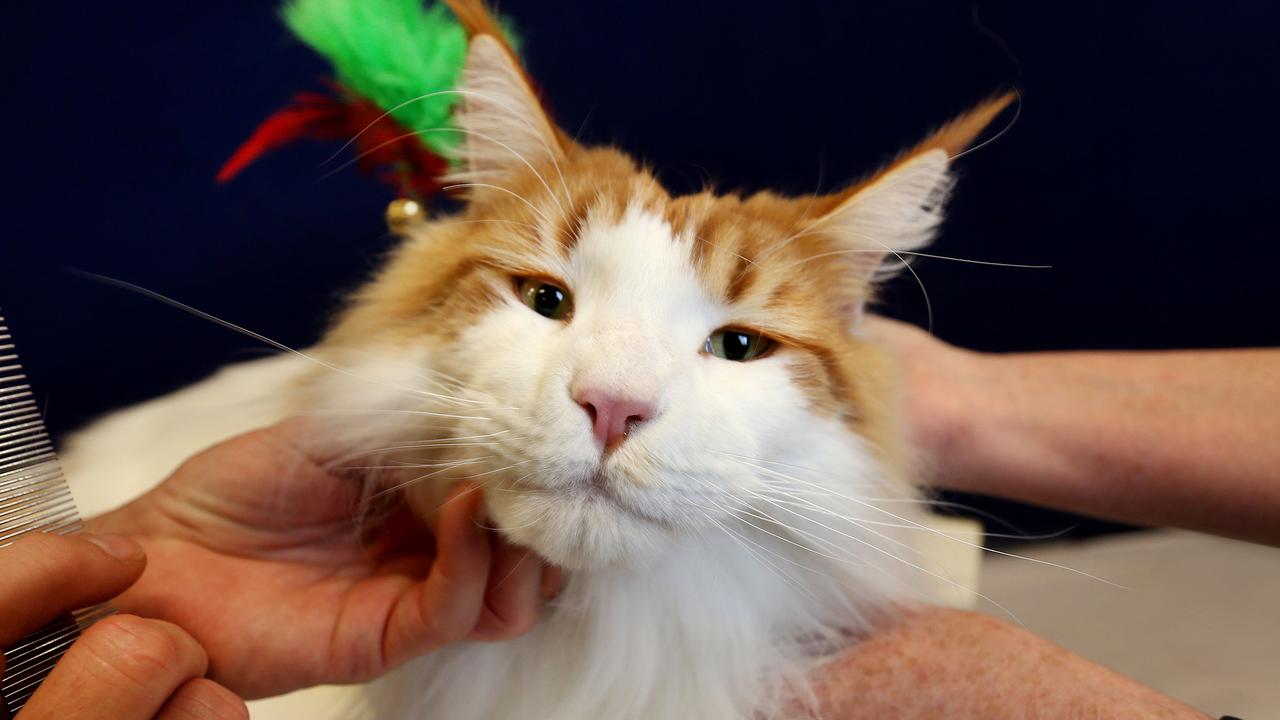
[84,533,145,561]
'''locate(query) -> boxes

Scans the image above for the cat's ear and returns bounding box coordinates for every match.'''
[808,93,1016,294]
[449,34,566,183]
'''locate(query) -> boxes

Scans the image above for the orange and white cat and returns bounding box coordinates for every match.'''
[61,12,1010,719]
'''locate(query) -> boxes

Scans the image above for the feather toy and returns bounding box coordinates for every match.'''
[217,0,513,200]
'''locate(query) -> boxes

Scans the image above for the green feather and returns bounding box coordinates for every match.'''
[281,0,471,157]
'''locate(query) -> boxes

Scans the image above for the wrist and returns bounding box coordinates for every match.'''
[911,345,1006,494]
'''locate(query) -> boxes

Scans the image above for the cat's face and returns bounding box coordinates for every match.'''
[415,160,904,570]
[320,36,1009,570]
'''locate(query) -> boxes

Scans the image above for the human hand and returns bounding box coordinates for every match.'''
[86,423,556,699]
[1,532,246,719]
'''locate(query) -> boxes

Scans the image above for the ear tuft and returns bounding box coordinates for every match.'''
[907,91,1018,159]
[817,149,953,283]
[807,92,1016,297]
[442,0,509,40]
[447,34,564,184]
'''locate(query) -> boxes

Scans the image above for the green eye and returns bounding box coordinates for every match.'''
[518,277,573,320]
[705,328,774,361]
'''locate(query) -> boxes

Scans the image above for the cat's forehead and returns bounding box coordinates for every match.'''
[521,149,845,308]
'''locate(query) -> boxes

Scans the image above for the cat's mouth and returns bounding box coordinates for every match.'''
[579,470,674,528]
[506,468,675,529]
[487,466,680,570]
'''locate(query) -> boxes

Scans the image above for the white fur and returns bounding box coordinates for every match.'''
[61,353,306,517]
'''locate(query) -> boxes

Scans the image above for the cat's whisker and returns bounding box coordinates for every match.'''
[817,495,1064,539]
[483,470,535,496]
[740,458,1128,590]
[750,475,889,493]
[948,88,1023,162]
[719,454,1043,534]
[755,493,954,536]
[685,473,865,581]
[747,483,850,498]
[441,86,573,206]
[883,240,934,332]
[450,126,568,223]
[328,436,530,472]
[327,123,570,226]
[361,457,494,501]
[342,458,494,471]
[312,360,487,410]
[693,482,876,574]
[319,88,466,167]
[711,449,893,483]
[317,345,517,411]
[320,116,573,238]
[757,157,952,263]
[687,487,854,578]
[686,502,819,602]
[440,459,531,486]
[735,503,878,573]
[479,501,550,534]
[739,484,1029,623]
[337,435,519,462]
[743,486,921,559]
[453,217,544,234]
[71,271,505,415]
[440,182,556,228]
[325,434,520,482]
[690,497,845,580]
[348,430,517,451]
[776,239,1051,272]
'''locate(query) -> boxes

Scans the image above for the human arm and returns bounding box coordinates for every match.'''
[84,423,555,699]
[816,606,1209,719]
[1,532,247,719]
[866,316,1280,545]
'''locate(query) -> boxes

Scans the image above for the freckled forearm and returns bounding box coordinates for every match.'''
[816,607,1211,719]
[953,349,1280,545]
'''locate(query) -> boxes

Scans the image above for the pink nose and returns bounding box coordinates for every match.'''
[573,388,657,452]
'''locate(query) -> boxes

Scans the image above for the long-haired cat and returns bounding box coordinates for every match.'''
[61,5,1012,717]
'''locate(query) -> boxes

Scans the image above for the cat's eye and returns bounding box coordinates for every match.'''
[704,328,774,362]
[517,277,573,320]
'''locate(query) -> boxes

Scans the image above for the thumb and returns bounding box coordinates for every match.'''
[0,532,145,648]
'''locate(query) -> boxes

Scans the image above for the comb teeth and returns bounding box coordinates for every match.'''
[0,312,109,716]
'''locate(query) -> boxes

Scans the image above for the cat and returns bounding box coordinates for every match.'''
[60,8,1012,718]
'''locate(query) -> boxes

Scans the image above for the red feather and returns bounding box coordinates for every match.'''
[217,85,450,199]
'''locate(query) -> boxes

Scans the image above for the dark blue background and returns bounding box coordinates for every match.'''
[5,2,1277,535]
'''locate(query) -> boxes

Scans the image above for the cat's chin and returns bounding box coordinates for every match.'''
[485,488,673,571]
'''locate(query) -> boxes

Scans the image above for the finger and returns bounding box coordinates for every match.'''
[155,678,249,720]
[468,534,542,641]
[381,483,491,665]
[540,564,564,600]
[20,615,208,719]
[0,532,145,647]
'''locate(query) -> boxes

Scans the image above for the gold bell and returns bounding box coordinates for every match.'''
[386,198,428,233]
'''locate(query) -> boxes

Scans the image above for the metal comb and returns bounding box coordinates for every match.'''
[0,310,113,717]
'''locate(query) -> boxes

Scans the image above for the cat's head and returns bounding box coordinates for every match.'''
[321,33,1010,571]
